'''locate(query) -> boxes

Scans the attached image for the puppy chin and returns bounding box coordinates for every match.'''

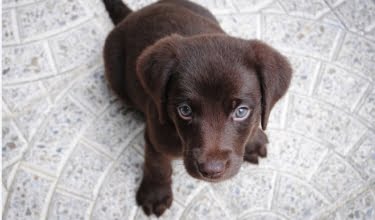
[183,157,242,183]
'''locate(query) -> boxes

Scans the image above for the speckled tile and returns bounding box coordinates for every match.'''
[83,101,144,157]
[211,169,274,215]
[190,0,235,14]
[279,0,330,19]
[286,55,320,95]
[181,189,229,220]
[42,71,80,102]
[273,174,328,219]
[2,0,37,8]
[348,132,375,181]
[2,42,55,84]
[3,169,53,220]
[2,82,46,111]
[2,120,28,166]
[217,14,259,39]
[69,67,113,113]
[23,97,92,173]
[263,14,341,59]
[231,0,273,13]
[338,190,375,220]
[311,153,365,201]
[238,211,285,220]
[315,64,369,111]
[263,130,328,178]
[58,142,112,198]
[267,96,287,129]
[2,9,18,45]
[288,95,367,153]
[357,87,375,128]
[48,22,105,72]
[17,0,89,40]
[91,143,143,220]
[335,0,375,35]
[335,32,375,79]
[48,192,90,220]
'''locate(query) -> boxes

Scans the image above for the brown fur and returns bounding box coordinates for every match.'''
[102,0,292,216]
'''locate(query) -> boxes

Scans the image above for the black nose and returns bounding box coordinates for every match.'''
[198,160,226,178]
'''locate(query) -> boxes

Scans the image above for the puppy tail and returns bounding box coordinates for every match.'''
[102,0,132,25]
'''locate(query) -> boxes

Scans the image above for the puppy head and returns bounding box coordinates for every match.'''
[137,34,292,182]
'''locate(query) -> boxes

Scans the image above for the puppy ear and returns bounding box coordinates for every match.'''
[136,34,182,124]
[248,40,292,130]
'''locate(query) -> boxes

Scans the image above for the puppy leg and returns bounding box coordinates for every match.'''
[136,133,173,217]
[244,128,268,164]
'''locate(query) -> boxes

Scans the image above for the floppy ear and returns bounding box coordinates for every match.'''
[247,40,292,130]
[136,34,182,124]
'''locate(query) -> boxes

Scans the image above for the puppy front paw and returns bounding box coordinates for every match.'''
[136,180,173,217]
[244,142,267,164]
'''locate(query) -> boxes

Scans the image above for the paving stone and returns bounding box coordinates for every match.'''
[190,0,235,14]
[311,153,365,201]
[17,0,89,40]
[273,174,328,219]
[211,168,274,215]
[48,192,90,220]
[217,14,259,39]
[58,143,112,198]
[335,32,375,79]
[315,64,369,111]
[288,95,367,153]
[231,0,273,13]
[338,190,375,220]
[263,14,341,59]
[2,9,18,45]
[3,169,53,220]
[2,42,55,84]
[238,212,284,220]
[357,87,375,128]
[2,120,27,166]
[279,0,330,19]
[348,132,375,181]
[48,22,105,72]
[23,97,92,173]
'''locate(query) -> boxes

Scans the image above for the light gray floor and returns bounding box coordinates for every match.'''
[2,0,375,219]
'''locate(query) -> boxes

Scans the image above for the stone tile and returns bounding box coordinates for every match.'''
[217,14,259,39]
[279,0,330,19]
[2,42,55,84]
[2,0,36,8]
[286,55,320,95]
[69,67,114,113]
[23,97,92,173]
[338,190,375,220]
[48,22,105,72]
[288,95,367,153]
[2,9,18,45]
[231,0,273,13]
[315,64,369,111]
[312,211,341,220]
[260,1,286,13]
[311,153,365,201]
[263,14,341,59]
[2,82,46,112]
[348,132,375,181]
[83,102,144,157]
[238,212,284,220]
[324,0,344,7]
[2,120,27,166]
[91,144,143,220]
[335,0,375,34]
[42,71,80,102]
[357,87,375,128]
[335,33,375,79]
[58,143,112,198]
[3,169,53,220]
[48,192,90,220]
[17,0,89,39]
[190,0,235,14]
[273,175,327,219]
[262,130,328,178]
[173,167,207,205]
[267,95,287,129]
[212,168,273,215]
[181,189,229,220]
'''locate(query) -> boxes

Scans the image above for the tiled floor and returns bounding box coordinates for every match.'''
[2,0,375,219]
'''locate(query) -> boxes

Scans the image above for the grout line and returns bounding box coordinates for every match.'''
[308,61,323,96]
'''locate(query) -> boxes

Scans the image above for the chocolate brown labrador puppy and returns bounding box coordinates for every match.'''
[102,0,292,216]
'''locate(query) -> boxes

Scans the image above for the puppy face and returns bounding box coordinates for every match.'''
[137,34,292,182]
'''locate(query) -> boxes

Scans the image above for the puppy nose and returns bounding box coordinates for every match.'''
[198,160,226,178]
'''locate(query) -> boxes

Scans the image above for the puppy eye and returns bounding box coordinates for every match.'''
[233,105,250,121]
[177,104,192,120]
